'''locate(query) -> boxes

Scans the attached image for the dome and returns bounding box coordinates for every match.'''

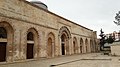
[30,0,48,10]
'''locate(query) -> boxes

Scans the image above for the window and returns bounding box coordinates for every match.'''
[0,27,7,38]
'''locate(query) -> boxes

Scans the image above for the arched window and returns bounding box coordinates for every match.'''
[27,32,34,41]
[0,27,7,38]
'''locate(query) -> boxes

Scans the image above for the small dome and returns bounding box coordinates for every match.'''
[30,0,48,10]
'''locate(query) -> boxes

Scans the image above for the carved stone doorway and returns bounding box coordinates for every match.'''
[59,26,71,55]
[61,34,66,55]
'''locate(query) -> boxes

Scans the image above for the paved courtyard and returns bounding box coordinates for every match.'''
[0,53,120,67]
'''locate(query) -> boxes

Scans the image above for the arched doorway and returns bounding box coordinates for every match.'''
[85,39,88,53]
[59,26,71,55]
[73,41,76,54]
[80,38,83,53]
[0,22,13,62]
[27,32,34,59]
[47,32,55,58]
[26,28,38,59]
[0,27,7,62]
[94,40,97,52]
[90,40,93,52]
[48,38,52,57]
[73,37,78,54]
[61,34,66,55]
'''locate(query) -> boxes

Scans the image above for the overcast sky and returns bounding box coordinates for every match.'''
[27,0,120,38]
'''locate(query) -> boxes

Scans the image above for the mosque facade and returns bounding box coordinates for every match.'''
[0,0,98,63]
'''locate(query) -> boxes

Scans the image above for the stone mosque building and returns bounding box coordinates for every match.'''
[0,0,98,63]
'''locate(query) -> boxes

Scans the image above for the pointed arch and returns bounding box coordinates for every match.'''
[59,26,71,55]
[73,37,78,54]
[90,39,93,52]
[59,26,71,38]
[0,21,14,62]
[26,28,38,59]
[85,38,88,53]
[80,38,84,53]
[94,40,97,52]
[47,32,55,58]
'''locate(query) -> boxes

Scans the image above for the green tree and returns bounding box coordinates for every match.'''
[106,36,114,44]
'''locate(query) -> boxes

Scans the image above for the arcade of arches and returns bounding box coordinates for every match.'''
[0,0,98,63]
[0,22,97,62]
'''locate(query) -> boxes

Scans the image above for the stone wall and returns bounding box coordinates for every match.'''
[111,42,120,56]
[0,0,98,63]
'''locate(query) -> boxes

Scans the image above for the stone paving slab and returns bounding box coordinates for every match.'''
[0,53,120,67]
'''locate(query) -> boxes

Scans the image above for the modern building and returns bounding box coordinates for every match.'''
[106,31,120,41]
[0,0,97,63]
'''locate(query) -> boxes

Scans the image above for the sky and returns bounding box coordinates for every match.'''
[27,0,120,38]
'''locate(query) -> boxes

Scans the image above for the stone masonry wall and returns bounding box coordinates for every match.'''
[0,0,97,63]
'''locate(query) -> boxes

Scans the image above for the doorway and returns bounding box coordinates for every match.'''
[27,44,34,59]
[27,32,34,59]
[48,37,52,57]
[0,27,7,62]
[61,44,65,55]
[0,42,6,62]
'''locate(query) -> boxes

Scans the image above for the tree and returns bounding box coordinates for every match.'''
[114,11,120,25]
[99,29,106,51]
[106,35,114,44]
